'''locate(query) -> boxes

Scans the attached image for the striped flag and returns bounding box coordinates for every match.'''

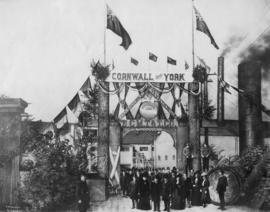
[185,61,189,70]
[131,57,139,65]
[149,52,158,62]
[107,5,132,50]
[167,57,177,65]
[193,6,219,49]
[218,77,231,94]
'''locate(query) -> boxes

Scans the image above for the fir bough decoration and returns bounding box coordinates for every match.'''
[91,60,110,81]
[192,65,207,83]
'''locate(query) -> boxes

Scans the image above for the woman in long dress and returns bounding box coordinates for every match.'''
[129,175,139,209]
[138,173,151,210]
[191,172,202,206]
[171,174,186,210]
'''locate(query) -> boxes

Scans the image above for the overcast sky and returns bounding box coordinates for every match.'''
[0,0,270,121]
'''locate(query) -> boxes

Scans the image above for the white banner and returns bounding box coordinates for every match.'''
[106,71,194,83]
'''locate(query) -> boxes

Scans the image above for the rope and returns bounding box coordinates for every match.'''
[176,82,202,96]
[126,83,148,92]
[148,82,174,93]
[98,81,124,94]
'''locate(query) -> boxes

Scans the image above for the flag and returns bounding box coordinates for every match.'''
[196,55,211,72]
[167,57,177,65]
[185,61,189,70]
[149,52,158,62]
[230,85,244,94]
[260,104,270,117]
[193,6,219,49]
[112,60,115,69]
[218,77,231,94]
[131,57,139,65]
[107,5,132,50]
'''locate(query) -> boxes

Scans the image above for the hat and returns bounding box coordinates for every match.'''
[201,172,207,176]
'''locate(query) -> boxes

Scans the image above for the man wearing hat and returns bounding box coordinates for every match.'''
[183,143,193,174]
[138,172,151,210]
[162,176,171,212]
[216,170,228,210]
[201,172,210,207]
[151,176,161,212]
[76,173,90,212]
[201,143,211,172]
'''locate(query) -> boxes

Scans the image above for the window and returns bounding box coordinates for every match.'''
[139,146,148,151]
[121,146,130,152]
[172,155,176,160]
[165,155,168,161]
[152,146,154,151]
[158,155,161,161]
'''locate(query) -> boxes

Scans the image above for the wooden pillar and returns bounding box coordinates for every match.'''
[203,78,209,145]
[97,82,110,195]
[217,56,225,123]
[109,121,121,186]
[238,61,263,153]
[188,83,201,171]
[176,125,188,171]
[0,98,27,207]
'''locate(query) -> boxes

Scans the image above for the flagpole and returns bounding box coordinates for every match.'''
[104,0,107,64]
[192,0,195,69]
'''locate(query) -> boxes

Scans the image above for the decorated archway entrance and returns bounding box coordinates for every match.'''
[92,62,202,199]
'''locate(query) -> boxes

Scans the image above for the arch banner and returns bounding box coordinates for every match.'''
[106,71,193,83]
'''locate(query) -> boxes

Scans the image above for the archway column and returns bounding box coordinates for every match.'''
[97,82,110,199]
[188,82,201,172]
[176,125,188,171]
[109,121,121,187]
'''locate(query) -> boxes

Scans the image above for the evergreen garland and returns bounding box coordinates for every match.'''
[192,65,207,83]
[91,61,110,81]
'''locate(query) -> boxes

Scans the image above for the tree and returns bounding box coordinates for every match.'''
[20,120,87,211]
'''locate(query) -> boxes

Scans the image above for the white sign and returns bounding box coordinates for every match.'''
[106,71,193,83]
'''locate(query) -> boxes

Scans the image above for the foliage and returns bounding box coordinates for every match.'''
[91,60,110,81]
[82,83,99,121]
[202,100,216,120]
[20,119,49,153]
[192,65,207,83]
[238,145,266,176]
[20,137,80,211]
[208,144,225,166]
[20,120,89,211]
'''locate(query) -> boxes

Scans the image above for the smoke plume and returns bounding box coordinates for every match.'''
[221,35,245,57]
[239,31,270,80]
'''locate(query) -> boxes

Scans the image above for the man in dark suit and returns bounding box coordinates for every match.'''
[161,176,171,212]
[216,170,228,210]
[120,170,129,197]
[151,176,161,212]
[76,173,90,212]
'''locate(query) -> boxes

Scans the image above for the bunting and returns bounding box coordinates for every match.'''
[185,61,189,70]
[167,57,177,65]
[149,52,158,62]
[131,57,139,65]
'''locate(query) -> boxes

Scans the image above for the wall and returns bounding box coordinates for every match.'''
[154,131,176,169]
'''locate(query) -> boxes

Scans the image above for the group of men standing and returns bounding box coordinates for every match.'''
[120,167,228,211]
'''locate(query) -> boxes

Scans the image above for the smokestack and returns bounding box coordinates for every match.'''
[238,61,263,153]
[217,56,224,124]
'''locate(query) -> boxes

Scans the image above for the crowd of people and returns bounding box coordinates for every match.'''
[120,167,228,211]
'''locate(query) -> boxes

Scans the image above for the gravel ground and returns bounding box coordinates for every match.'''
[89,196,266,212]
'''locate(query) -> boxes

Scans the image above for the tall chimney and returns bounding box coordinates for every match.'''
[217,56,224,123]
[238,61,263,153]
